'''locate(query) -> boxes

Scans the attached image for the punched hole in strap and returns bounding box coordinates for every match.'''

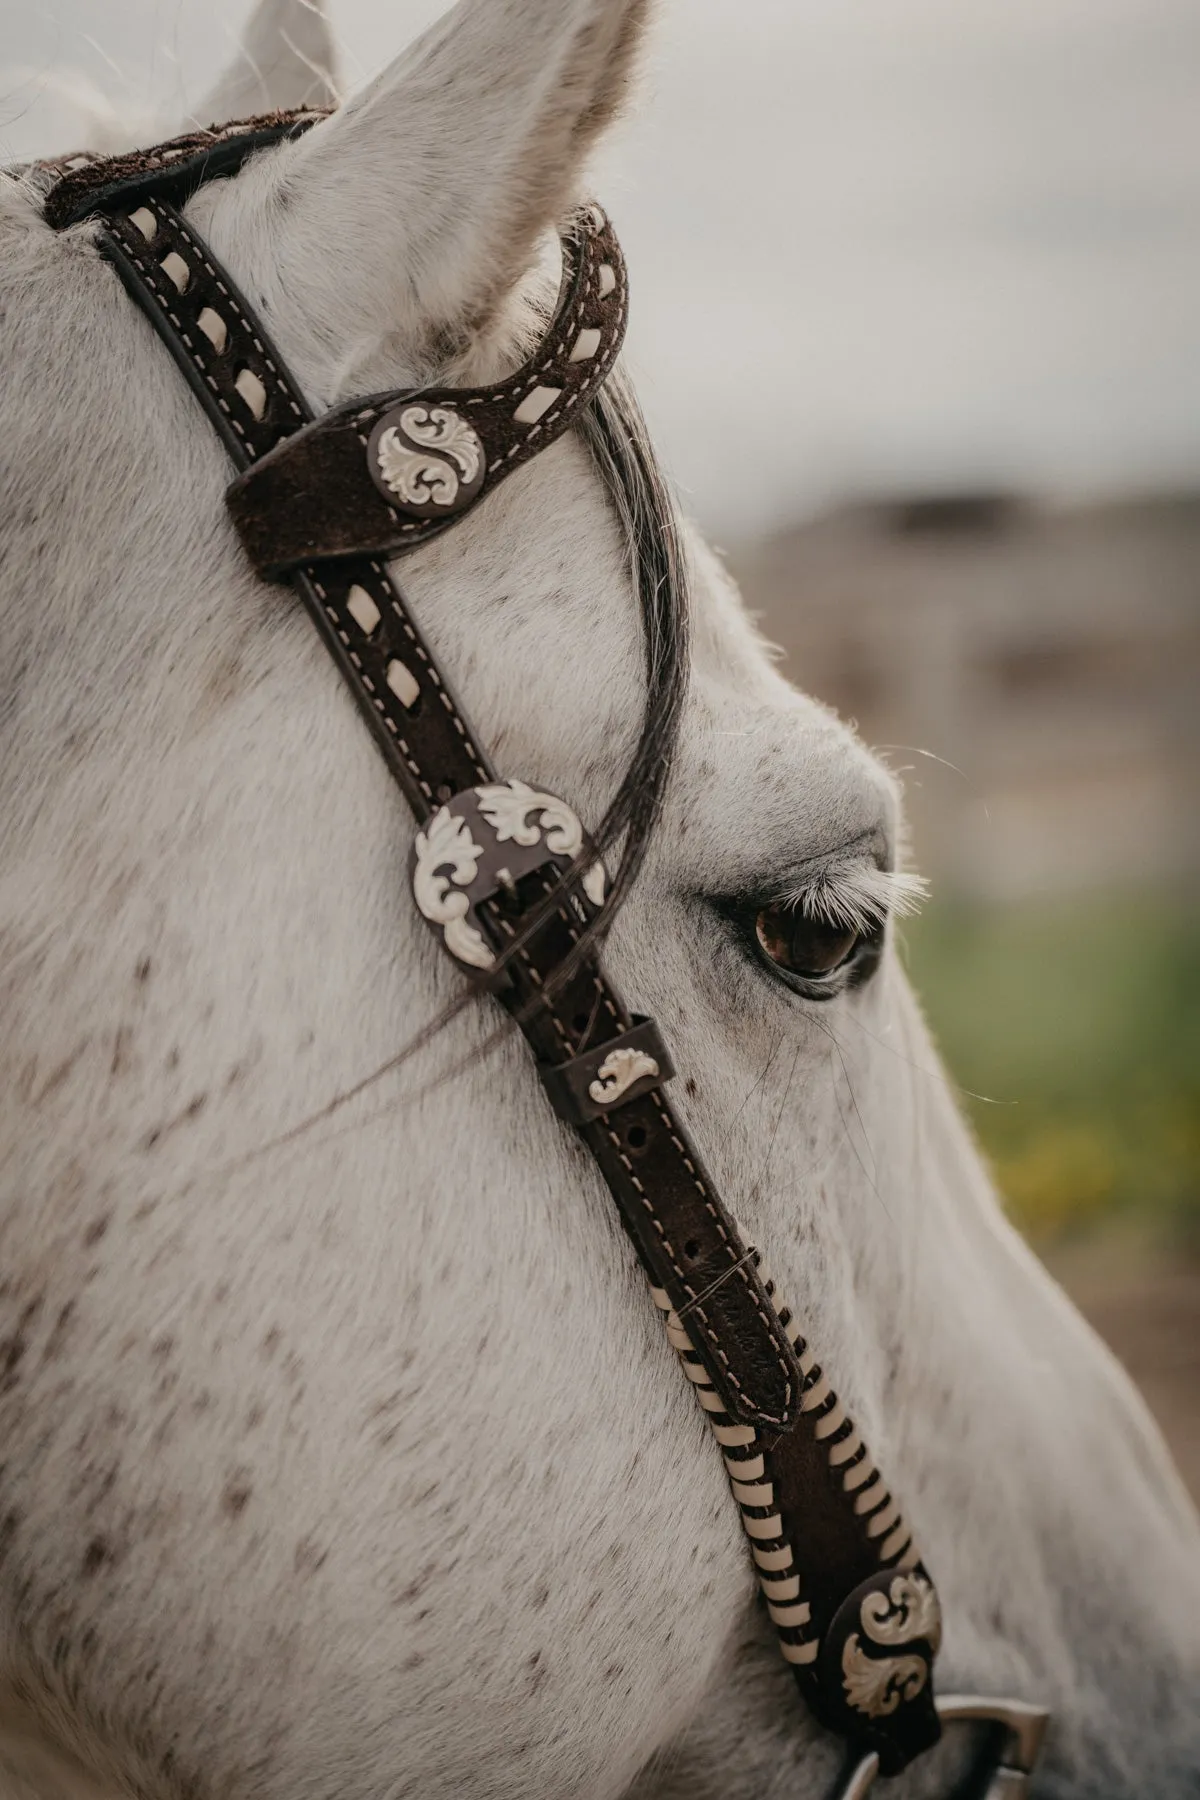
[538,1015,673,1126]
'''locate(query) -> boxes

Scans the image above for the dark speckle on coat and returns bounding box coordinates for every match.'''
[31,1043,88,1105]
[81,1536,115,1577]
[0,1509,21,1569]
[0,1296,44,1392]
[526,1649,547,1694]
[110,1023,134,1075]
[221,1474,253,1519]
[42,1300,76,1362]
[142,1094,209,1154]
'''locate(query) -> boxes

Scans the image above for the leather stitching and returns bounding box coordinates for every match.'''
[108,213,257,448]
[90,186,796,1433]
[148,202,306,429]
[644,1086,794,1419]
[109,200,490,794]
[496,887,792,1426]
[304,570,433,800]
[341,221,628,542]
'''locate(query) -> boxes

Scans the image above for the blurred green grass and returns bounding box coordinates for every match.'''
[900,893,1200,1244]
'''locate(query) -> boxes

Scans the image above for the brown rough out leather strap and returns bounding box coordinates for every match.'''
[43,125,942,1775]
[40,110,330,230]
[80,188,800,1436]
[226,205,630,575]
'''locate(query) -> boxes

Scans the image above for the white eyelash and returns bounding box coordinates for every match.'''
[779,865,929,935]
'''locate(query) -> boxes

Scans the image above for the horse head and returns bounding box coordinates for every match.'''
[2,3,1197,1797]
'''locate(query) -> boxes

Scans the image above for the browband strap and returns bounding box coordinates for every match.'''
[226,204,628,573]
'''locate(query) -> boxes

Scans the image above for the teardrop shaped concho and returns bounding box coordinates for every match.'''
[411,779,607,973]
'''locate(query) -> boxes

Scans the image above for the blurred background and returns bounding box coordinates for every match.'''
[4,0,1198,1488]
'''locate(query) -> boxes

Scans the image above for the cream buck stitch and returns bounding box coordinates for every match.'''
[649,1245,922,1689]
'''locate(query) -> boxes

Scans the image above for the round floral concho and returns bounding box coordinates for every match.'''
[366,402,487,519]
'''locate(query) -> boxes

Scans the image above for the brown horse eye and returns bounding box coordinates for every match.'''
[755,906,861,979]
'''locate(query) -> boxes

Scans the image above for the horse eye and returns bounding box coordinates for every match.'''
[754,906,861,980]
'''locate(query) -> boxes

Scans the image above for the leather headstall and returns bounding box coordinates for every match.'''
[42,112,944,1777]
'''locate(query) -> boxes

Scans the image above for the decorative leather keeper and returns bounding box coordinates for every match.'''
[411,780,606,978]
[540,1016,673,1124]
[226,207,628,576]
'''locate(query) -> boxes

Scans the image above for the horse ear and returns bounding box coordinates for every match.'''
[191,0,339,124]
[261,0,653,376]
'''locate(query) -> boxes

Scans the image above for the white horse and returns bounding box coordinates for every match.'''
[2,3,1198,1797]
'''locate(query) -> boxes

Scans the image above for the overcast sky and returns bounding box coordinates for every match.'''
[4,0,1200,536]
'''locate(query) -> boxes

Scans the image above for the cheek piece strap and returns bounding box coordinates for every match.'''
[41,110,1048,1790]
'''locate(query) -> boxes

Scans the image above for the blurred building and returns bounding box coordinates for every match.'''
[735,495,1200,901]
